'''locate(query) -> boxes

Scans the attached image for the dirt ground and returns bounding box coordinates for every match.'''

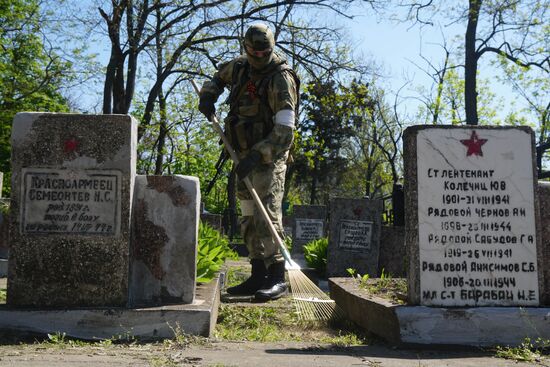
[0,273,549,367]
[0,339,547,367]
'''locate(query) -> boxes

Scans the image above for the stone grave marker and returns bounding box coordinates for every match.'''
[404,126,542,306]
[129,175,199,306]
[326,198,382,277]
[8,113,136,307]
[291,205,326,254]
[537,182,550,305]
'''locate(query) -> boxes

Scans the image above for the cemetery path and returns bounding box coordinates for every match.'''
[0,341,547,367]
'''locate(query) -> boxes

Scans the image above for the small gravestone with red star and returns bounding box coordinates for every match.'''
[8,113,137,308]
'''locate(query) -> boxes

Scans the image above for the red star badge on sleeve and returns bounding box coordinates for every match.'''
[460,130,487,157]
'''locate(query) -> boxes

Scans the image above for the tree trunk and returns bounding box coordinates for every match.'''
[154,8,166,175]
[309,161,318,204]
[465,0,482,125]
[154,92,167,175]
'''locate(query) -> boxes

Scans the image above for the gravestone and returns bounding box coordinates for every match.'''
[378,225,406,276]
[8,113,137,307]
[282,215,293,240]
[538,182,550,305]
[326,198,382,277]
[130,175,199,306]
[291,205,326,254]
[404,126,542,306]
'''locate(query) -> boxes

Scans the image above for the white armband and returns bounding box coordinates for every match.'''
[274,109,295,128]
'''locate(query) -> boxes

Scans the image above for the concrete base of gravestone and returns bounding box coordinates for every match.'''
[0,259,7,277]
[378,226,406,277]
[330,277,550,346]
[129,175,199,307]
[0,274,221,340]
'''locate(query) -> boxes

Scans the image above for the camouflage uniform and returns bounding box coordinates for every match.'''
[200,52,298,268]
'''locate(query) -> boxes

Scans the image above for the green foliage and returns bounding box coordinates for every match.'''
[346,268,370,288]
[289,78,399,205]
[215,304,297,342]
[303,237,328,275]
[347,267,407,303]
[284,235,293,253]
[216,302,369,345]
[496,337,550,362]
[0,0,72,196]
[0,288,6,303]
[291,80,356,204]
[136,90,231,214]
[197,222,238,283]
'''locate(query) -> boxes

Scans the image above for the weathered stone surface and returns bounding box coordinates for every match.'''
[8,113,137,307]
[379,226,406,277]
[291,205,327,254]
[0,198,9,259]
[201,213,223,233]
[538,182,550,306]
[129,175,199,306]
[330,277,550,346]
[282,215,293,239]
[404,125,542,306]
[0,259,7,277]
[326,198,382,277]
[0,274,221,340]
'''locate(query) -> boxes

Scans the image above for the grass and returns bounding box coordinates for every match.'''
[216,259,370,346]
[0,288,6,303]
[495,337,549,362]
[215,302,369,346]
[347,268,407,304]
[224,265,250,289]
[40,331,123,349]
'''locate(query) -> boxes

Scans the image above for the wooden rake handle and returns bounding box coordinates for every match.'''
[190,80,296,268]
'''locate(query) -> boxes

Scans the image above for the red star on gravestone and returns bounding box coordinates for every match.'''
[460,130,487,157]
[64,138,78,154]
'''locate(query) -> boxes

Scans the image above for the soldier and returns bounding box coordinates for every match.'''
[198,23,299,301]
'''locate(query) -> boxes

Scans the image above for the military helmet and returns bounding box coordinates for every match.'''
[244,23,275,50]
[243,23,275,69]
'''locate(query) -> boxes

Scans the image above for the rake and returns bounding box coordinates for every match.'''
[191,80,342,321]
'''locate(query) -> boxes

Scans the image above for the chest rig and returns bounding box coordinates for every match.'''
[224,59,298,152]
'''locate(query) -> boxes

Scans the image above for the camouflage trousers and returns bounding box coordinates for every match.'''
[237,154,287,268]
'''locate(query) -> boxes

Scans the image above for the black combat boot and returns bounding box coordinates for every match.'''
[226,259,267,295]
[255,261,288,301]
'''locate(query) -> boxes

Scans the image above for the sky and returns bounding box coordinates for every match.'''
[342,4,519,122]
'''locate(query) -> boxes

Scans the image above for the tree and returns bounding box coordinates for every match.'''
[290,80,361,204]
[340,80,403,200]
[0,0,71,195]
[400,0,549,125]
[498,59,550,175]
[90,0,372,138]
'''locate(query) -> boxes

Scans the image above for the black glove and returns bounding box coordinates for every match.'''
[236,150,262,180]
[198,94,216,121]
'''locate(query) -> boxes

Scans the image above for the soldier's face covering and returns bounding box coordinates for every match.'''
[245,45,273,69]
[244,23,275,70]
